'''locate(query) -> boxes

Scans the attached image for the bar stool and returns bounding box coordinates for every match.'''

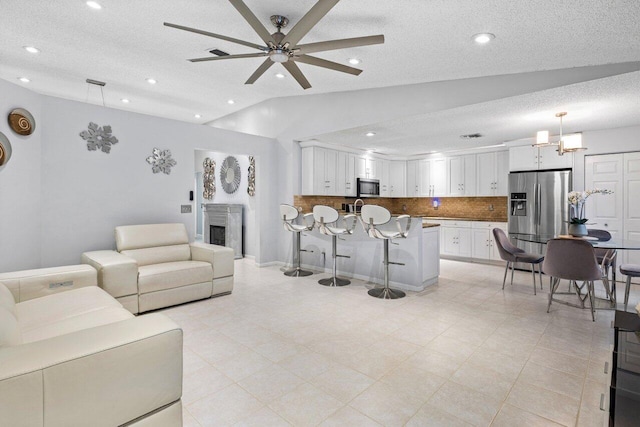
[313,205,357,286]
[360,205,411,299]
[620,264,640,311]
[280,204,315,277]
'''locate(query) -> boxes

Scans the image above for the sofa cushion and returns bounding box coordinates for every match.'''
[121,244,191,267]
[15,287,122,333]
[21,306,133,344]
[0,283,15,313]
[138,261,213,294]
[0,307,21,347]
[115,223,189,251]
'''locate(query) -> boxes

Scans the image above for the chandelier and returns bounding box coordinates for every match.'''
[534,112,586,156]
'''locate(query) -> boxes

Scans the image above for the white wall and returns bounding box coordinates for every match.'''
[0,77,280,271]
[0,80,43,271]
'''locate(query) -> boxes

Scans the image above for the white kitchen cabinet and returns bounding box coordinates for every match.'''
[439,220,472,257]
[336,152,356,197]
[476,151,509,196]
[448,155,476,196]
[509,145,572,171]
[301,146,337,195]
[379,159,390,196]
[356,156,378,179]
[430,158,447,196]
[407,160,420,196]
[389,161,406,197]
[470,222,507,261]
[419,159,431,197]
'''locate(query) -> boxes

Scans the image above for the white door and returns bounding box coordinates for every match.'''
[458,228,472,257]
[624,152,640,266]
[472,229,491,260]
[539,145,573,170]
[431,158,447,196]
[509,145,538,171]
[476,152,496,196]
[448,156,464,196]
[442,227,458,255]
[419,159,431,197]
[585,154,623,239]
[389,161,406,197]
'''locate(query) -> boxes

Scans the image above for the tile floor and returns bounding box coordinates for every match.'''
[158,259,633,427]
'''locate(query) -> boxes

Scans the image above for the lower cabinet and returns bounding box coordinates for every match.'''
[440,220,507,261]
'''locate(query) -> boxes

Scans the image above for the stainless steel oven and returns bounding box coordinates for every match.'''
[357,178,380,198]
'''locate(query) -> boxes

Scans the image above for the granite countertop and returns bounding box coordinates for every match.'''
[422,216,508,222]
[422,223,440,228]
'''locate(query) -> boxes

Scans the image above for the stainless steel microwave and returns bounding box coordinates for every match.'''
[357,178,380,198]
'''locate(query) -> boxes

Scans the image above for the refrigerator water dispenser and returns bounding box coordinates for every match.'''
[510,193,527,217]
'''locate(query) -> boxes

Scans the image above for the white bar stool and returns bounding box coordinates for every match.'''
[313,205,357,286]
[280,204,315,277]
[360,205,412,299]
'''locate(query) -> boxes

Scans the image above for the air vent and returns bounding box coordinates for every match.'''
[209,49,229,56]
[459,133,483,139]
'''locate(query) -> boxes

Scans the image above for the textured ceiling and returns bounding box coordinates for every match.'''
[1,0,639,150]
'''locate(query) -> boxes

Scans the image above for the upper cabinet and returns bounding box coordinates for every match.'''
[407,158,446,197]
[356,156,378,179]
[509,145,573,171]
[476,151,508,196]
[430,158,447,197]
[379,159,390,197]
[301,146,337,195]
[336,152,356,197]
[389,161,406,197]
[448,155,476,196]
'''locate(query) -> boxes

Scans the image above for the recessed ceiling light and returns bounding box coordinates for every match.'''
[365,131,376,137]
[18,77,30,83]
[227,99,235,105]
[194,114,202,119]
[473,33,495,44]
[348,58,361,65]
[146,78,157,84]
[86,1,102,9]
[275,73,285,79]
[121,98,130,104]
[24,46,40,54]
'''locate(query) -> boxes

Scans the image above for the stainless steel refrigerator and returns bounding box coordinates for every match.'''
[508,169,572,269]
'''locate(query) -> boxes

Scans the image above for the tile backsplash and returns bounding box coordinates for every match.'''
[293,195,508,222]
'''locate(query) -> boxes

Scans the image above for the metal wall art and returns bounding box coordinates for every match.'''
[8,108,36,136]
[220,156,241,194]
[146,148,177,175]
[80,122,119,153]
[247,155,256,196]
[203,157,215,200]
[0,132,12,171]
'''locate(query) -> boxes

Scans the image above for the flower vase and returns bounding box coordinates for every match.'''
[568,223,587,237]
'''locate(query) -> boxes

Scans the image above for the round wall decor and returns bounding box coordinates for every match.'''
[8,108,36,136]
[220,156,241,194]
[0,132,13,170]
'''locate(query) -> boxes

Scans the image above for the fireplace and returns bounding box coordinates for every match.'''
[203,204,243,259]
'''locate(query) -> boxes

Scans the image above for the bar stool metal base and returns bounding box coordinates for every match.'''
[284,267,313,277]
[368,287,406,299]
[318,277,350,286]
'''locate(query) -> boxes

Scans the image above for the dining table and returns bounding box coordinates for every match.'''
[511,233,640,310]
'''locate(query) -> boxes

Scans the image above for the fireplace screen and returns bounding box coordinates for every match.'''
[210,225,225,246]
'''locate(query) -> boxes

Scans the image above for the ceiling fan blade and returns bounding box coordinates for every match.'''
[282,61,312,89]
[282,0,340,46]
[296,35,384,55]
[245,59,275,84]
[164,22,265,51]
[189,53,267,63]
[228,0,274,45]
[293,55,362,75]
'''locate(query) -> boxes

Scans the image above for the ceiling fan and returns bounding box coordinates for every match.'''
[164,0,384,89]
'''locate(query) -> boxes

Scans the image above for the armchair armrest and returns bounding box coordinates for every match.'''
[0,314,182,427]
[302,213,315,230]
[395,215,412,237]
[343,214,358,233]
[190,242,234,279]
[0,265,97,303]
[82,250,138,298]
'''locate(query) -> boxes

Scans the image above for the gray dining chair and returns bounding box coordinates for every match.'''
[543,238,603,321]
[492,228,544,295]
[620,264,640,311]
[588,229,617,300]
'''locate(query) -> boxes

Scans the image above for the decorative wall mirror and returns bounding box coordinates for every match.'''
[220,156,241,194]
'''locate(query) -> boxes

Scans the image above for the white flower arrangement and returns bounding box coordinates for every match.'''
[568,188,613,224]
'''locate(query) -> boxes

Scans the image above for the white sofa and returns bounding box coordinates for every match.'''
[0,264,183,427]
[82,223,234,314]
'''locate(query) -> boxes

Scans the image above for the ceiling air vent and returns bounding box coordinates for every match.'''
[209,49,229,56]
[459,133,483,139]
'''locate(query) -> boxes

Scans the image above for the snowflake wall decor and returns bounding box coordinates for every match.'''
[146,148,177,175]
[79,122,119,153]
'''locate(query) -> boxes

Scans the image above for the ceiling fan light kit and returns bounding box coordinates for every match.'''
[164,0,384,89]
[533,112,586,156]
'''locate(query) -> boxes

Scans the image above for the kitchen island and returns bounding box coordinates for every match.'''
[295,216,440,292]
